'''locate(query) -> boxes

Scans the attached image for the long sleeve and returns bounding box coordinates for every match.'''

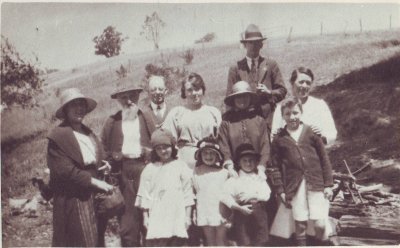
[269,61,287,104]
[318,100,337,145]
[226,66,239,96]
[162,107,180,141]
[47,140,92,188]
[180,162,195,207]
[100,117,113,160]
[218,120,233,162]
[271,102,284,140]
[135,166,152,209]
[312,135,334,187]
[220,178,237,208]
[269,141,285,194]
[258,117,271,166]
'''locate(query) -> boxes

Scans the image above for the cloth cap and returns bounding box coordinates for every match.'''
[151,129,176,148]
[55,88,97,119]
[234,143,261,164]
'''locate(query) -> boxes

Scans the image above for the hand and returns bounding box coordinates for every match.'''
[98,181,114,194]
[192,209,197,226]
[98,160,112,172]
[324,187,333,201]
[310,125,322,136]
[256,84,271,95]
[279,193,292,209]
[238,192,253,203]
[238,204,253,215]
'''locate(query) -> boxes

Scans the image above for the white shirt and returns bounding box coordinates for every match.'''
[271,96,337,145]
[73,131,96,165]
[150,101,166,119]
[121,117,142,158]
[246,56,259,70]
[220,170,271,208]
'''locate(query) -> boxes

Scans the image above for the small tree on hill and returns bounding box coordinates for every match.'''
[140,12,166,50]
[1,36,43,108]
[195,32,216,44]
[93,26,128,58]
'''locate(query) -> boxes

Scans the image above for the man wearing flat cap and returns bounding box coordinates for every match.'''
[99,77,152,247]
[227,24,287,128]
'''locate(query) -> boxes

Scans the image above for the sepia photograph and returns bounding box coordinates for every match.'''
[1,1,400,247]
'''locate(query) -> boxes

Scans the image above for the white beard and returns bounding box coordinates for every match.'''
[122,106,139,120]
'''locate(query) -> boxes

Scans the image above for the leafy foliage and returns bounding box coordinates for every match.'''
[93,26,128,58]
[179,48,195,65]
[142,53,188,93]
[140,12,166,50]
[195,32,216,44]
[1,36,43,108]
[115,64,128,79]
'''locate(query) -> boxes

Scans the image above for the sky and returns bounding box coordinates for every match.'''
[1,2,399,70]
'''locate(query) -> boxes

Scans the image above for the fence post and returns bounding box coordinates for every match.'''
[359,19,363,33]
[320,22,323,35]
[390,15,392,29]
[287,26,293,43]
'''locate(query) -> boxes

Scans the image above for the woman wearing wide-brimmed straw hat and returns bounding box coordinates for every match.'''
[219,80,270,179]
[47,88,113,247]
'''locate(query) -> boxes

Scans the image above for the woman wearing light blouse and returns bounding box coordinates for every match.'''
[163,73,222,170]
[47,88,113,247]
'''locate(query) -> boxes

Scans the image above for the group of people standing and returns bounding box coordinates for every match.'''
[46,24,337,247]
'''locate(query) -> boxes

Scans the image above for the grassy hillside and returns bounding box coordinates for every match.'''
[2,29,400,199]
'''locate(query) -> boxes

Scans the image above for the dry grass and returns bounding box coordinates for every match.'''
[2,29,400,199]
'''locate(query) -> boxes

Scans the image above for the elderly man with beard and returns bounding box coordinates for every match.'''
[142,75,170,134]
[98,77,152,247]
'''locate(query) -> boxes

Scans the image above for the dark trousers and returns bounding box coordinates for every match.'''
[233,202,269,246]
[97,158,146,247]
[146,237,187,247]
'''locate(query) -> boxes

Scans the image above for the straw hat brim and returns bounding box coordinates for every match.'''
[224,91,259,107]
[55,97,97,119]
[111,88,143,99]
[194,147,224,162]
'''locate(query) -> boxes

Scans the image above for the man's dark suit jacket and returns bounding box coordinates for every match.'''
[227,56,287,127]
[141,103,170,135]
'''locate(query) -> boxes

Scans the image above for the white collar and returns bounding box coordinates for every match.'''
[150,101,166,111]
[246,56,260,64]
[238,169,258,178]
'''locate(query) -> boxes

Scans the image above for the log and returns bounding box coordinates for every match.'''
[338,215,400,240]
[337,236,399,246]
[358,183,383,193]
[329,202,367,219]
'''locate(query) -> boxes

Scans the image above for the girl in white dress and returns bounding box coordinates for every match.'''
[135,129,195,247]
[192,136,229,246]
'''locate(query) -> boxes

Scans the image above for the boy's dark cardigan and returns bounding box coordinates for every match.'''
[269,124,334,200]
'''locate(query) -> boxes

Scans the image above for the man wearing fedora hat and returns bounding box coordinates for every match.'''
[227,24,287,128]
[99,77,152,247]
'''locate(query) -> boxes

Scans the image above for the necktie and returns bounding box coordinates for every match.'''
[251,59,256,74]
[156,105,163,120]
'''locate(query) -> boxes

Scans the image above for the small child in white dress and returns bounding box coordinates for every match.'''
[135,129,195,247]
[192,136,229,246]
